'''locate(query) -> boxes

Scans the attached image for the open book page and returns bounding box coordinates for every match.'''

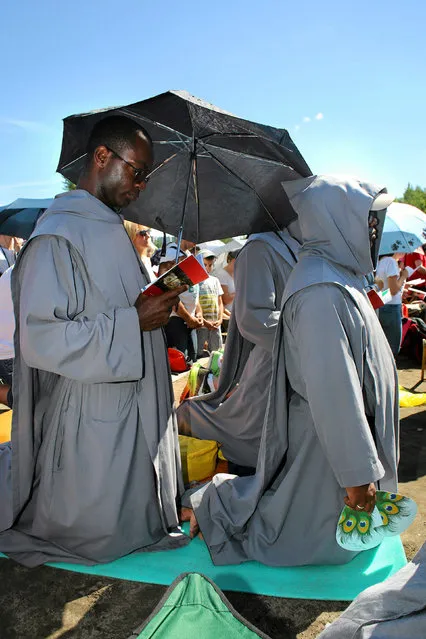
[142,255,208,297]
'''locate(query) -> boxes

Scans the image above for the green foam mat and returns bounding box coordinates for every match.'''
[1,529,406,601]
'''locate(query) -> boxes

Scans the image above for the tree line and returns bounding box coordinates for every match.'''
[396,185,426,213]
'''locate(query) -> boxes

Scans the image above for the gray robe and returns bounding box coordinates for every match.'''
[0,190,188,567]
[191,176,399,567]
[318,543,426,638]
[177,231,299,468]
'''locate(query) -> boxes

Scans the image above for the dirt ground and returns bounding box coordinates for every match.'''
[0,357,424,639]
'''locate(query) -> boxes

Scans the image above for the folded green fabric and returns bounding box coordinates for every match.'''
[130,572,270,638]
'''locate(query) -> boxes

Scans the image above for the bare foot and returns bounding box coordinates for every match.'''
[179,506,203,539]
[180,507,193,522]
[189,510,201,539]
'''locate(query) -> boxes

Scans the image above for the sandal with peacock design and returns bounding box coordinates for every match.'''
[336,491,417,551]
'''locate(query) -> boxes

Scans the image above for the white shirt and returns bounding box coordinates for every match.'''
[376,257,402,305]
[141,256,156,282]
[171,284,199,318]
[0,266,15,359]
[166,246,200,318]
[215,267,235,311]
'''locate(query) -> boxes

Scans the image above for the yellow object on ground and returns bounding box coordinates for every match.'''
[179,435,219,485]
[0,410,12,444]
[399,386,426,408]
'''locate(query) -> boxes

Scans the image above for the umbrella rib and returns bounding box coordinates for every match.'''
[60,152,88,172]
[199,133,311,175]
[201,145,281,231]
[198,132,299,155]
[119,108,191,144]
[175,150,194,260]
[60,143,188,174]
[200,132,281,142]
[192,150,200,242]
[203,142,300,170]
[145,152,180,181]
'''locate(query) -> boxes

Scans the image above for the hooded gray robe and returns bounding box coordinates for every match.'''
[190,176,399,567]
[318,543,426,638]
[177,231,299,468]
[0,190,187,567]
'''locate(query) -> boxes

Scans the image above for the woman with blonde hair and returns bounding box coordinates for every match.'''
[124,221,156,281]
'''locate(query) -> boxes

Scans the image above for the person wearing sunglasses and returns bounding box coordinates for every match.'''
[0,115,190,566]
[124,221,156,281]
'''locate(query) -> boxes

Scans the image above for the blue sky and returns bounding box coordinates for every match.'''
[0,0,424,206]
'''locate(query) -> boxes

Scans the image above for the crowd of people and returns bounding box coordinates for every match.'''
[375,249,426,356]
[0,115,418,570]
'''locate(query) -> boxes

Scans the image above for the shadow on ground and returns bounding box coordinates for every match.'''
[0,560,348,639]
[397,354,426,482]
[399,409,426,482]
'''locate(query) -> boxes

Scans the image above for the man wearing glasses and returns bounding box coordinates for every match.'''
[0,116,189,566]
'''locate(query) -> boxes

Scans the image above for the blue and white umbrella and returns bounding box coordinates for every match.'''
[0,198,53,239]
[379,202,426,255]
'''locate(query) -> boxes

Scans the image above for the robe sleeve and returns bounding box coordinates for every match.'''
[284,284,385,487]
[233,241,283,352]
[18,235,143,383]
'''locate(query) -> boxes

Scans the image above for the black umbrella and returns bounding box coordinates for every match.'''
[57,90,311,244]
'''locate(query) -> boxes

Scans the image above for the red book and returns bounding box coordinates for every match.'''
[367,288,385,309]
[142,254,208,297]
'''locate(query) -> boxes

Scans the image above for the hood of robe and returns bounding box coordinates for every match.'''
[281,175,390,277]
[36,190,122,228]
[245,228,300,267]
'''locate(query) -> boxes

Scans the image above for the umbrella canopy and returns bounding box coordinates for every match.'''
[0,198,53,239]
[379,202,426,255]
[57,90,311,244]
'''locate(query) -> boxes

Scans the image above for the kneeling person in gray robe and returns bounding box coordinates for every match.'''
[0,116,188,566]
[188,175,400,567]
[177,230,299,469]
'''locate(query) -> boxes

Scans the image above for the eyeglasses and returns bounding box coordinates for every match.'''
[105,146,151,183]
[137,230,150,237]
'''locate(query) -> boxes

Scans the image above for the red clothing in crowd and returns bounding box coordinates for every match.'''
[404,251,426,279]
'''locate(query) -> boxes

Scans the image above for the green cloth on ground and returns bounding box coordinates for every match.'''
[132,572,270,638]
[0,525,406,600]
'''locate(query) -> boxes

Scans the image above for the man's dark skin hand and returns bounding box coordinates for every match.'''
[135,285,187,331]
[344,482,376,514]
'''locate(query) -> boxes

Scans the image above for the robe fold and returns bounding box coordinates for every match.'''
[191,176,399,567]
[318,543,426,638]
[0,190,188,566]
[177,230,299,468]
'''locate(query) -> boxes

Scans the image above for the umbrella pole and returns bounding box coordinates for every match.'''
[176,226,184,263]
[176,144,196,263]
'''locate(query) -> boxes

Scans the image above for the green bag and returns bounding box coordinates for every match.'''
[130,572,270,638]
